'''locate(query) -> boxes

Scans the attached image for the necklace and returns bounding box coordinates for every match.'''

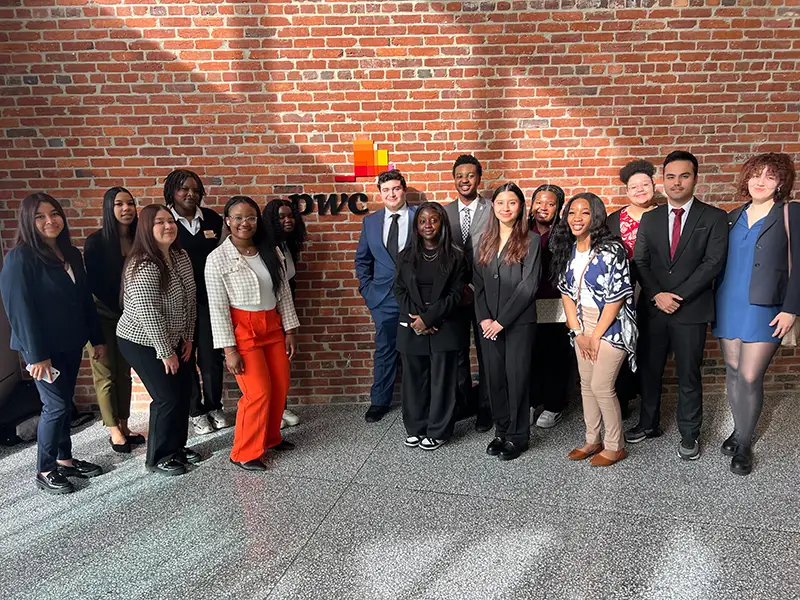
[237,244,257,256]
[422,251,439,262]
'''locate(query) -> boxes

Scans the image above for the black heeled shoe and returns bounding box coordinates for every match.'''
[125,433,146,446]
[721,431,737,457]
[730,446,753,476]
[109,437,131,454]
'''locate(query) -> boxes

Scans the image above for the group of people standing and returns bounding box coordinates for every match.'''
[0,170,308,493]
[356,151,798,475]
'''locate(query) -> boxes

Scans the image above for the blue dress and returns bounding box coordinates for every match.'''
[713,212,781,343]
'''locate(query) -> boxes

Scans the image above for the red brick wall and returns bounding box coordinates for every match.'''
[2,1,799,409]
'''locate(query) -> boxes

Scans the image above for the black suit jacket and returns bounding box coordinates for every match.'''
[394,249,469,354]
[633,198,728,324]
[473,232,541,327]
[84,229,124,315]
[724,201,800,314]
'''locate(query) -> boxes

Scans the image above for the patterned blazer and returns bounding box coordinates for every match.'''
[205,236,300,349]
[116,249,196,360]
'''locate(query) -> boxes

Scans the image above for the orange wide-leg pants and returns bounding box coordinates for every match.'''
[229,307,291,463]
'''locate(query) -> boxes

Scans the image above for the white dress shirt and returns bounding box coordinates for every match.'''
[382,204,410,251]
[667,197,694,238]
[171,206,203,235]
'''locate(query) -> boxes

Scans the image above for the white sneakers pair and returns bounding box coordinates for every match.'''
[404,435,446,451]
[191,409,233,435]
[281,409,301,429]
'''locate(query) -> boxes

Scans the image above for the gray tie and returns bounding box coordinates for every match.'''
[461,207,471,245]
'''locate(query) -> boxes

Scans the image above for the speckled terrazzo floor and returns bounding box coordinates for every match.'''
[2,394,799,600]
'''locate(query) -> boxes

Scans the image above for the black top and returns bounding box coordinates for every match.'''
[0,245,104,364]
[173,206,223,306]
[533,227,560,300]
[417,250,438,304]
[84,229,125,315]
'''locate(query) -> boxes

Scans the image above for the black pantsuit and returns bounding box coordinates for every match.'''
[118,338,192,466]
[189,303,224,417]
[531,323,574,414]
[455,312,487,416]
[401,352,460,439]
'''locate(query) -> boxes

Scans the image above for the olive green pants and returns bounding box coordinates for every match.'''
[88,306,132,427]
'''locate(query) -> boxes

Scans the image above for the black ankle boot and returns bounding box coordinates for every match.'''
[730,445,753,476]
[721,431,738,457]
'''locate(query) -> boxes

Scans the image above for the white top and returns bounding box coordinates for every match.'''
[65,263,75,283]
[667,197,694,238]
[230,254,278,312]
[570,248,596,309]
[282,244,296,281]
[171,206,203,236]
[382,204,410,251]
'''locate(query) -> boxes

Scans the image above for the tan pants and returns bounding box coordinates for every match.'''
[575,305,626,452]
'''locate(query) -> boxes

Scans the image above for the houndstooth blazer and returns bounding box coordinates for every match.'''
[205,236,300,349]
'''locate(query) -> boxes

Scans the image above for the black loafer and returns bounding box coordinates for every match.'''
[126,433,146,446]
[230,458,267,471]
[35,471,75,494]
[109,437,131,454]
[271,440,295,452]
[498,441,528,461]
[57,459,103,479]
[176,448,202,464]
[730,446,753,476]
[486,437,505,456]
[475,411,493,433]
[147,458,186,476]
[721,432,738,457]
[364,405,390,423]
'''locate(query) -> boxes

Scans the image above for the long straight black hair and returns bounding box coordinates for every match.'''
[224,196,282,296]
[399,201,462,274]
[14,192,73,265]
[100,186,138,250]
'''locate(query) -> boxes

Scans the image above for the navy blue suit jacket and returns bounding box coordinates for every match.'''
[354,206,416,311]
[0,245,104,364]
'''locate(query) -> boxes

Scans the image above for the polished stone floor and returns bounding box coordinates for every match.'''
[2,394,800,600]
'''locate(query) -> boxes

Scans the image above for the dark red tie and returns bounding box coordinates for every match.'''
[670,207,685,260]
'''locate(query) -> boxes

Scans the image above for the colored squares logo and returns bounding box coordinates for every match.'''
[334,140,391,182]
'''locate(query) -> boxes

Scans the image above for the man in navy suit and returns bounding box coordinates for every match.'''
[355,169,417,422]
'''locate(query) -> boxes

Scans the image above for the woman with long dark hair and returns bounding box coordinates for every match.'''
[473,183,541,461]
[205,196,300,471]
[84,186,143,453]
[527,184,575,429]
[713,153,798,475]
[551,193,637,467]
[394,201,468,450]
[263,198,307,428]
[0,193,105,494]
[116,204,199,476]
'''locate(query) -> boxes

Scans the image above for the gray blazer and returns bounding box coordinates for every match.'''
[443,194,490,267]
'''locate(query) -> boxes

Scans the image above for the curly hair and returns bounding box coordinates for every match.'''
[549,192,624,285]
[734,153,796,204]
[477,183,530,265]
[451,154,483,178]
[619,159,656,185]
[398,201,462,275]
[163,169,205,207]
[263,198,307,262]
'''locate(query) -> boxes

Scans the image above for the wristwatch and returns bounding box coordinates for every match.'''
[568,328,582,340]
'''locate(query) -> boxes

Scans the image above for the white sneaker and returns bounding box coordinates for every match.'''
[208,409,232,430]
[280,418,288,430]
[404,435,423,448]
[420,437,446,451]
[282,409,300,427]
[191,415,214,435]
[536,410,563,429]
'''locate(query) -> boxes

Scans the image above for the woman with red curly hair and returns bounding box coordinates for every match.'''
[713,152,798,476]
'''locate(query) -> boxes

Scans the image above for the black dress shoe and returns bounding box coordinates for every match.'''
[176,448,202,464]
[486,437,505,456]
[624,424,663,444]
[475,410,493,433]
[109,437,131,454]
[230,458,267,471]
[57,459,103,479]
[730,446,753,476]
[36,471,75,494]
[498,441,528,461]
[721,431,738,457]
[364,405,390,423]
[125,433,146,446]
[147,458,186,476]
[271,440,295,451]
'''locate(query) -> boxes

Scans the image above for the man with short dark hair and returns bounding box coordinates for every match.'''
[629,151,728,460]
[355,169,417,422]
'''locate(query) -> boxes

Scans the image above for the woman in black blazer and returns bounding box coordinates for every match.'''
[474,183,541,461]
[84,186,143,453]
[0,193,106,494]
[395,202,468,450]
[713,153,799,476]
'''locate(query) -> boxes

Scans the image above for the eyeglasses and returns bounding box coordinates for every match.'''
[229,216,258,224]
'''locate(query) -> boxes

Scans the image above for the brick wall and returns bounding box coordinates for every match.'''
[1,0,799,410]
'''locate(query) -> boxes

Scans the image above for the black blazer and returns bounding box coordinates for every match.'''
[473,231,542,327]
[606,207,640,286]
[633,198,728,324]
[394,250,469,354]
[0,245,104,364]
[175,206,223,306]
[724,201,800,314]
[84,229,124,315]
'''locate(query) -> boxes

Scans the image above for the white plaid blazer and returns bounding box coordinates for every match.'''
[205,237,300,349]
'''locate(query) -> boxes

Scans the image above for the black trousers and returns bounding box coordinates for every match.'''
[530,322,574,413]
[480,322,535,446]
[401,351,459,440]
[189,303,224,417]
[456,310,490,417]
[118,338,192,466]
[638,313,707,442]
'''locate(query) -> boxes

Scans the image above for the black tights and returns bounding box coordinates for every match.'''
[719,338,779,447]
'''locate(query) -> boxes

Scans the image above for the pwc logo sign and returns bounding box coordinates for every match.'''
[290,140,393,216]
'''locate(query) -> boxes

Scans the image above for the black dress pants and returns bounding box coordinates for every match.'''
[118,338,192,466]
[530,322,574,413]
[401,351,459,440]
[638,313,707,442]
[189,303,224,417]
[480,323,536,446]
[455,311,490,418]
